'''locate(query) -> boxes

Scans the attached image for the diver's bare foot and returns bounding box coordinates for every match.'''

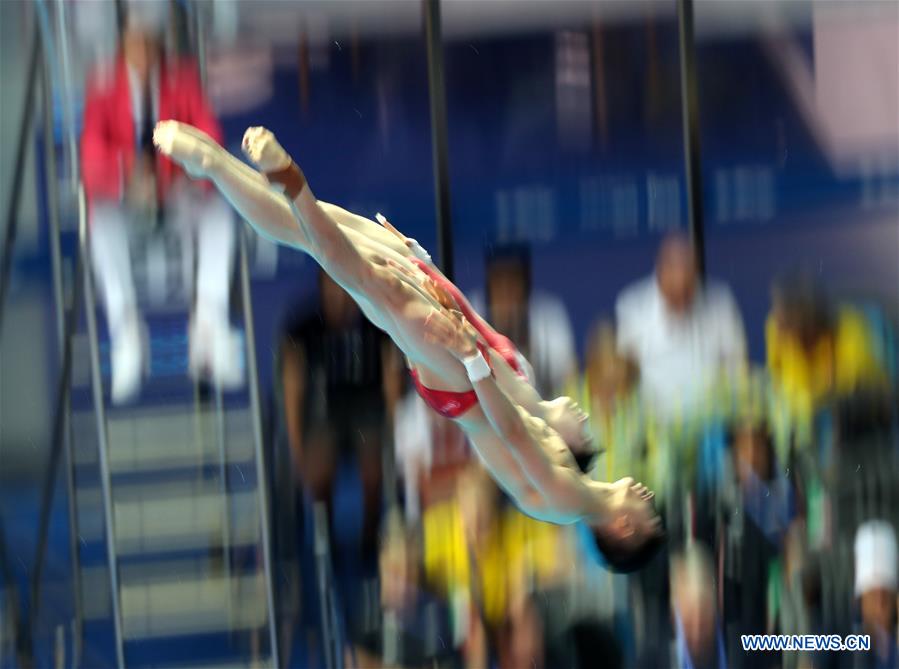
[153,120,218,177]
[243,126,305,197]
[242,126,291,173]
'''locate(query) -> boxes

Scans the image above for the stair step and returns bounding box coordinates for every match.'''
[113,485,259,555]
[121,573,267,639]
[81,553,260,617]
[75,477,261,556]
[124,629,271,668]
[73,406,254,475]
[162,658,272,669]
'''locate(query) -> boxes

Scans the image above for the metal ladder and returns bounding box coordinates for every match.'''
[14,0,282,665]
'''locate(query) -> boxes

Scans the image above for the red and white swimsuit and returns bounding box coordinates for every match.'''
[407,257,526,419]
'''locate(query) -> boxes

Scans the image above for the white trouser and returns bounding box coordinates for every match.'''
[90,186,235,340]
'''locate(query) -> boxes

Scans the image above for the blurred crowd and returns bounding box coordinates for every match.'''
[271,230,898,669]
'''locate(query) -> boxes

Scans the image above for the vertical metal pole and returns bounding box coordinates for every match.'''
[41,43,84,668]
[313,503,336,669]
[238,229,280,668]
[30,249,81,655]
[194,1,208,88]
[0,517,34,668]
[192,0,239,647]
[0,29,40,330]
[214,387,233,628]
[423,0,454,279]
[54,0,79,189]
[80,185,125,668]
[676,0,706,278]
[42,36,65,353]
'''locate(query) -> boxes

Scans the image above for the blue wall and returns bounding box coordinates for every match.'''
[219,25,897,375]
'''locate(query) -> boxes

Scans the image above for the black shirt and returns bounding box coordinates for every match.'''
[283,307,386,426]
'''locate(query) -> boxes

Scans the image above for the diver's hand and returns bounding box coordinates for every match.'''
[423,308,479,361]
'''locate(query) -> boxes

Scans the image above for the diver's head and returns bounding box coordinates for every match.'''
[591,498,666,573]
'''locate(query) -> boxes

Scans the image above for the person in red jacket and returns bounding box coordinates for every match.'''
[81,11,240,403]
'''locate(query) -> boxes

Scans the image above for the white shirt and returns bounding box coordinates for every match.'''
[393,391,432,523]
[615,275,746,419]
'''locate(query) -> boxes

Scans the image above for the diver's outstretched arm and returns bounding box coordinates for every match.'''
[420,309,596,521]
[422,308,657,526]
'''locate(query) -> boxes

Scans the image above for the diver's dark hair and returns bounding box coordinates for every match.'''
[572,451,598,475]
[591,495,666,574]
[593,527,666,574]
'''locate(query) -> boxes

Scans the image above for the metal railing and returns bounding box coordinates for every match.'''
[38,1,84,660]
[25,1,102,665]
[238,228,282,668]
[0,26,41,331]
[191,0,280,660]
[0,12,52,669]
[79,181,126,668]
[11,2,283,666]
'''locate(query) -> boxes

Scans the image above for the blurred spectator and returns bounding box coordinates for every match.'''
[376,512,460,668]
[81,5,239,402]
[422,465,574,667]
[672,544,726,669]
[568,320,644,483]
[393,387,432,524]
[773,523,838,669]
[280,269,397,555]
[472,243,577,397]
[853,521,898,669]
[616,232,746,420]
[731,420,795,547]
[394,387,470,524]
[379,512,422,615]
[722,418,794,669]
[767,275,887,421]
[495,593,544,669]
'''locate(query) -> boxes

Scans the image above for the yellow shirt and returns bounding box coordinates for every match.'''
[766,305,883,417]
[422,501,565,625]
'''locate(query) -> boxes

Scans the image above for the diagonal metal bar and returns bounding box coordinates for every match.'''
[0,25,41,332]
